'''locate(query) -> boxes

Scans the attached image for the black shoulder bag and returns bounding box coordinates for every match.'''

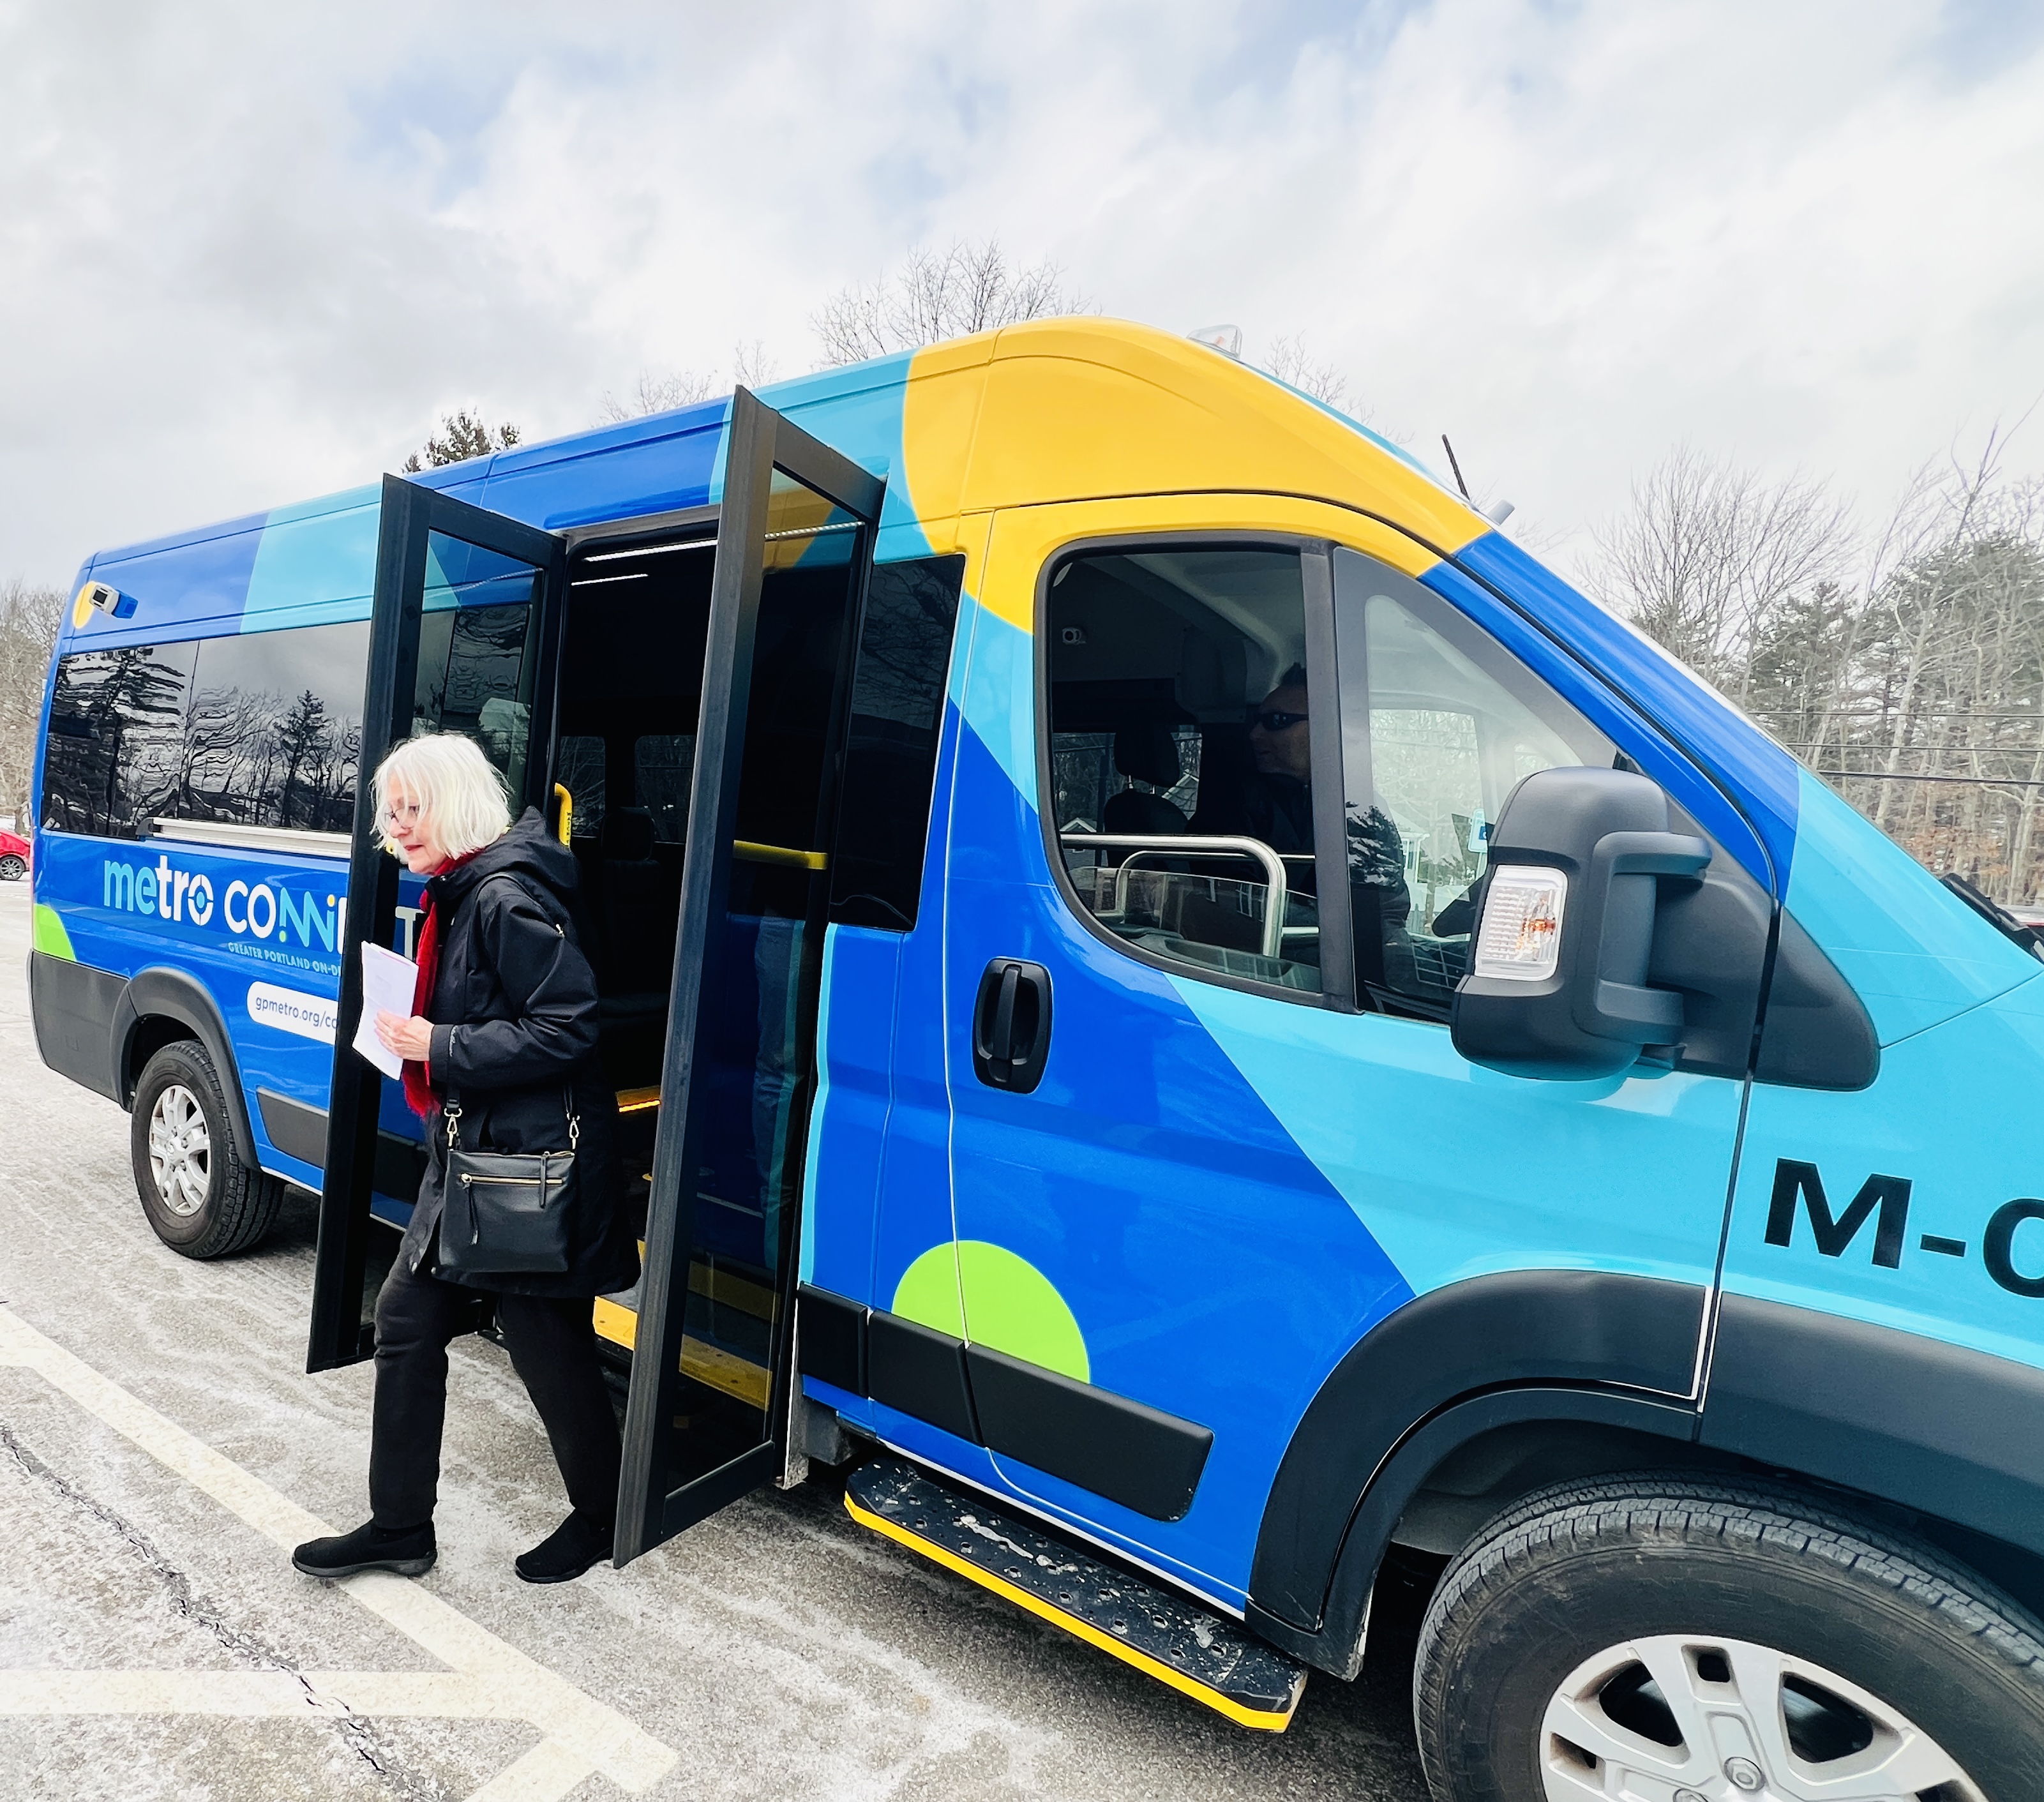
[439,1088,578,1277]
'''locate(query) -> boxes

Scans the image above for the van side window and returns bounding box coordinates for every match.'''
[829,554,965,932]
[177,619,372,834]
[1333,550,1614,1019]
[41,642,199,839]
[1047,546,1323,994]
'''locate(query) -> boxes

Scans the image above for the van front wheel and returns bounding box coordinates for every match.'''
[1413,1474,2044,1802]
[129,1041,283,1258]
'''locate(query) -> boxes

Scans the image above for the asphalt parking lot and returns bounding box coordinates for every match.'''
[0,877,1436,1801]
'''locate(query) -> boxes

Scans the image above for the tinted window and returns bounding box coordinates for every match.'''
[1333,550,1613,1017]
[178,620,370,833]
[829,555,965,931]
[1046,546,1321,993]
[412,601,536,798]
[41,642,197,838]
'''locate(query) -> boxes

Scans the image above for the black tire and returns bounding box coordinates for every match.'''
[1413,1473,2044,1802]
[129,1040,284,1258]
[0,853,24,880]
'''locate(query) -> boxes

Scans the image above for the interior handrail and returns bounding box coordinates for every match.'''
[1059,832,1289,959]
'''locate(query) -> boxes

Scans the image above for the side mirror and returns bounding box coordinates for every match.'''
[1450,767,1709,1080]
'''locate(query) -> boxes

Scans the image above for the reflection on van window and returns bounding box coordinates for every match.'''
[412,601,535,797]
[177,620,371,834]
[1333,550,1614,1018]
[41,642,199,839]
[1046,546,1322,993]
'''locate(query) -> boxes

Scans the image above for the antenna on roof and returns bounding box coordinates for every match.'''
[1441,434,1471,500]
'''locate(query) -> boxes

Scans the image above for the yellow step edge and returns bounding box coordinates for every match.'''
[843,1490,1300,1732]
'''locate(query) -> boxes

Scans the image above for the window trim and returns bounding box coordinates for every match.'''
[1031,530,1355,1012]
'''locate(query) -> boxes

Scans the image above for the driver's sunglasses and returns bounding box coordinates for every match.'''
[1251,708,1309,732]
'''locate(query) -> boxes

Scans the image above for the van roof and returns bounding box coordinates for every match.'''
[61,319,1488,649]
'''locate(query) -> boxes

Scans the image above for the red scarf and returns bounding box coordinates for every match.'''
[400,852,479,1118]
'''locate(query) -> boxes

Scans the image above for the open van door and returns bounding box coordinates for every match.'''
[307,477,568,1370]
[612,393,881,1561]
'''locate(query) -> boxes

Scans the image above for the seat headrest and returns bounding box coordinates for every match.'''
[601,806,656,861]
[1114,723,1183,788]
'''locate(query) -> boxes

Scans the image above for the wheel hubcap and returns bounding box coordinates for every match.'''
[146,1084,211,1217]
[1540,1633,1981,1801]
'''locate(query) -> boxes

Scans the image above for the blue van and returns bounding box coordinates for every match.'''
[33,320,2044,1798]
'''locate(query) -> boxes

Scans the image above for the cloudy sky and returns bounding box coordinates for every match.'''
[4,0,2041,588]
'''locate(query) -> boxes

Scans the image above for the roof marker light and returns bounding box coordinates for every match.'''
[1189,324,1243,359]
[71,580,133,626]
[1474,867,1567,982]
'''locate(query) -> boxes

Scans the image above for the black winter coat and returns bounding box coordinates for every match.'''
[398,809,640,1299]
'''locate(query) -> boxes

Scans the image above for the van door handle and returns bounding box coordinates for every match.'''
[972,959,1053,1093]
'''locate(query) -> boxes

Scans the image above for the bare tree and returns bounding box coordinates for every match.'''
[1587,448,1853,709]
[402,409,522,471]
[597,369,719,424]
[813,239,1085,366]
[732,339,778,391]
[0,578,63,826]
[1597,436,2044,904]
[1264,334,1351,411]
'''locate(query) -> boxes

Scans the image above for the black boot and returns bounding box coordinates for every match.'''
[515,1510,612,1584]
[293,1519,437,1579]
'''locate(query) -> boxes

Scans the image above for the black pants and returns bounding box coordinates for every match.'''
[370,1258,622,1531]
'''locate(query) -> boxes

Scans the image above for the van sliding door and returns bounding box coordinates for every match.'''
[306,477,568,1372]
[613,391,882,1563]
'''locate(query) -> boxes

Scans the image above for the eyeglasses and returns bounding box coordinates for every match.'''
[1251,709,1309,732]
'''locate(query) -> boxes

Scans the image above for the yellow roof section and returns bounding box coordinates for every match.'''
[899,317,1490,557]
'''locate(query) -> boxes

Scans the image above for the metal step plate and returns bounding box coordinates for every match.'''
[843,1456,1306,1731]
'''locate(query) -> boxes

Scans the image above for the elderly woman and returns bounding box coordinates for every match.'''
[293,733,638,1586]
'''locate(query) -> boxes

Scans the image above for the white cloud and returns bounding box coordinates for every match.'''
[2,0,2040,584]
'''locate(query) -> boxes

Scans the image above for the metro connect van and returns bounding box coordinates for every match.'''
[30,320,2044,1798]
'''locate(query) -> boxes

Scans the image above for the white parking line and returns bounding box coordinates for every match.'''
[0,1303,677,1801]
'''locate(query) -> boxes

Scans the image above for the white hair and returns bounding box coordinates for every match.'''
[373,733,511,860]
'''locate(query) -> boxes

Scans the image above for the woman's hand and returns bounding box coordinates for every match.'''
[375,1012,435,1061]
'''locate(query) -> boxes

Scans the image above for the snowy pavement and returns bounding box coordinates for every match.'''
[0,879,1431,1801]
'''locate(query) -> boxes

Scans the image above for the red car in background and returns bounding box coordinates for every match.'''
[0,828,28,881]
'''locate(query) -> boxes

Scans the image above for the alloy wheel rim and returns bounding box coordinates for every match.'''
[1540,1632,1981,1801]
[146,1083,211,1217]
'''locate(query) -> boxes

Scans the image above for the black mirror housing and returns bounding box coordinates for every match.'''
[1451,767,1709,1080]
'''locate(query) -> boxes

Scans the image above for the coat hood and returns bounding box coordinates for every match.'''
[431,808,581,912]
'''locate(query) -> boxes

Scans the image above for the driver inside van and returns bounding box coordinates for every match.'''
[1209,668,1411,927]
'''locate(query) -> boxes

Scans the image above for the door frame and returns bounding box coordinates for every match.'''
[613,388,884,1561]
[308,476,569,1372]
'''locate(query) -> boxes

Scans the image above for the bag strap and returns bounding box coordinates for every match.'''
[439,873,582,1150]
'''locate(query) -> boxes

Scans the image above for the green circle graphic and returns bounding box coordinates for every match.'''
[890,1241,1089,1382]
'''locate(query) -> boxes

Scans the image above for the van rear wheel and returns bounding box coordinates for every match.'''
[1412,1474,2044,1801]
[129,1040,284,1258]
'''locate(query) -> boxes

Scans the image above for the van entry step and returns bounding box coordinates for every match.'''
[843,1456,1305,1731]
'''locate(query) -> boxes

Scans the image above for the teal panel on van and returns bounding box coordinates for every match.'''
[1783,771,2037,1044]
[1719,968,2044,1374]
[955,597,1037,809]
[1175,982,1745,1302]
[241,484,382,631]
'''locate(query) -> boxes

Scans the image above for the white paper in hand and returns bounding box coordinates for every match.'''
[352,942,419,1080]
